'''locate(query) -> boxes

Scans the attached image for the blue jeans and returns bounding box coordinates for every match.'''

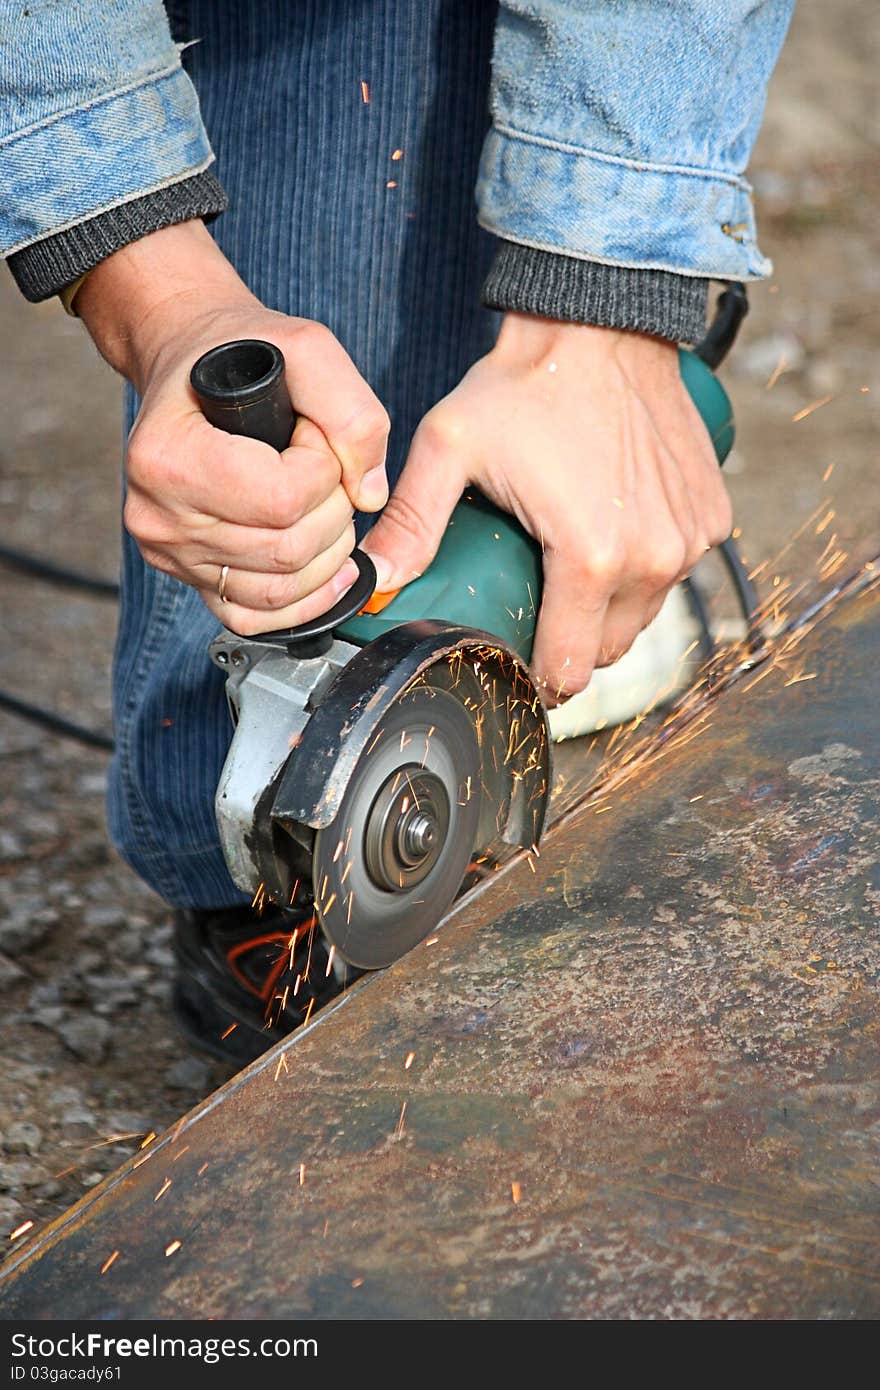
[110,0,501,906]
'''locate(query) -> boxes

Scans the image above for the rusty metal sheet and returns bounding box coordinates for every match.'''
[2,582,879,1319]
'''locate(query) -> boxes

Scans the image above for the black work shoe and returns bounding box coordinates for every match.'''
[171,903,363,1065]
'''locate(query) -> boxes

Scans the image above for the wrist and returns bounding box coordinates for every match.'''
[491,313,682,394]
[495,311,644,362]
[76,220,257,391]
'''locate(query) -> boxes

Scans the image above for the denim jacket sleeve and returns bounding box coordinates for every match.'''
[477,0,796,282]
[0,0,215,258]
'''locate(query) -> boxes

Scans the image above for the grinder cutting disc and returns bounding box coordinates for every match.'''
[311,684,483,970]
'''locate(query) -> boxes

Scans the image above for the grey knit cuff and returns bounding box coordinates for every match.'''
[7,171,229,303]
[483,241,710,345]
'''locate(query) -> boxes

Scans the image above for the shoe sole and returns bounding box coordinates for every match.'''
[171,974,279,1066]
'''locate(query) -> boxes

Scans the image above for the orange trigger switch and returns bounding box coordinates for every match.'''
[360,588,400,616]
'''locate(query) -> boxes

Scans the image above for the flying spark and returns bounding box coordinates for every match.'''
[792,395,833,422]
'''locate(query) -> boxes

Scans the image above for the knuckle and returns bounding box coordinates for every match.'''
[297,320,335,355]
[127,438,194,513]
[269,527,307,573]
[644,534,687,585]
[334,519,357,558]
[583,539,626,589]
[124,493,162,547]
[127,423,177,488]
[263,478,302,530]
[122,492,145,538]
[259,571,299,610]
[223,609,269,639]
[417,407,467,456]
[708,493,734,545]
[138,545,173,576]
[125,431,156,486]
[338,397,391,452]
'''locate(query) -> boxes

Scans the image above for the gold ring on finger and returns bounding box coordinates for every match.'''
[218,564,230,604]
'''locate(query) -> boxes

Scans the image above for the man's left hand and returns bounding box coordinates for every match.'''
[361,312,732,703]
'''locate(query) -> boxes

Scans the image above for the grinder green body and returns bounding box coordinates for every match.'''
[337,347,733,660]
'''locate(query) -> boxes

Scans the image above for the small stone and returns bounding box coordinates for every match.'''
[33,1178,64,1200]
[146,979,171,1004]
[0,723,41,755]
[0,897,59,954]
[0,1195,26,1232]
[32,1004,67,1029]
[77,770,108,797]
[145,941,174,971]
[82,904,127,932]
[83,968,146,1010]
[0,953,26,991]
[58,1113,97,1138]
[0,829,25,862]
[20,812,60,841]
[56,1015,112,1064]
[81,1171,105,1189]
[106,1112,152,1138]
[77,949,105,974]
[4,1059,50,1085]
[47,1085,88,1112]
[0,1160,44,1192]
[165,1055,213,1091]
[29,980,63,1011]
[2,1122,43,1156]
[114,928,144,962]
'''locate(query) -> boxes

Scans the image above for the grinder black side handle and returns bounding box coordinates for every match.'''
[190,339,376,655]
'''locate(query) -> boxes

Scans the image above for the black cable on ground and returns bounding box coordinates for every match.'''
[718,536,764,648]
[0,689,114,752]
[681,576,715,662]
[0,542,119,598]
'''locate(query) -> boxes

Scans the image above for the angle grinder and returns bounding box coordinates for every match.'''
[191,288,746,970]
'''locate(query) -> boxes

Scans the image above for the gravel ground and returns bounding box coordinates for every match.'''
[1,1,878,1249]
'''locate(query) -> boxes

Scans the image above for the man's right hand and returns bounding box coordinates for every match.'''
[76,220,390,635]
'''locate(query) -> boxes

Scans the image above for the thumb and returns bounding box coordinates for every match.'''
[360,419,466,591]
